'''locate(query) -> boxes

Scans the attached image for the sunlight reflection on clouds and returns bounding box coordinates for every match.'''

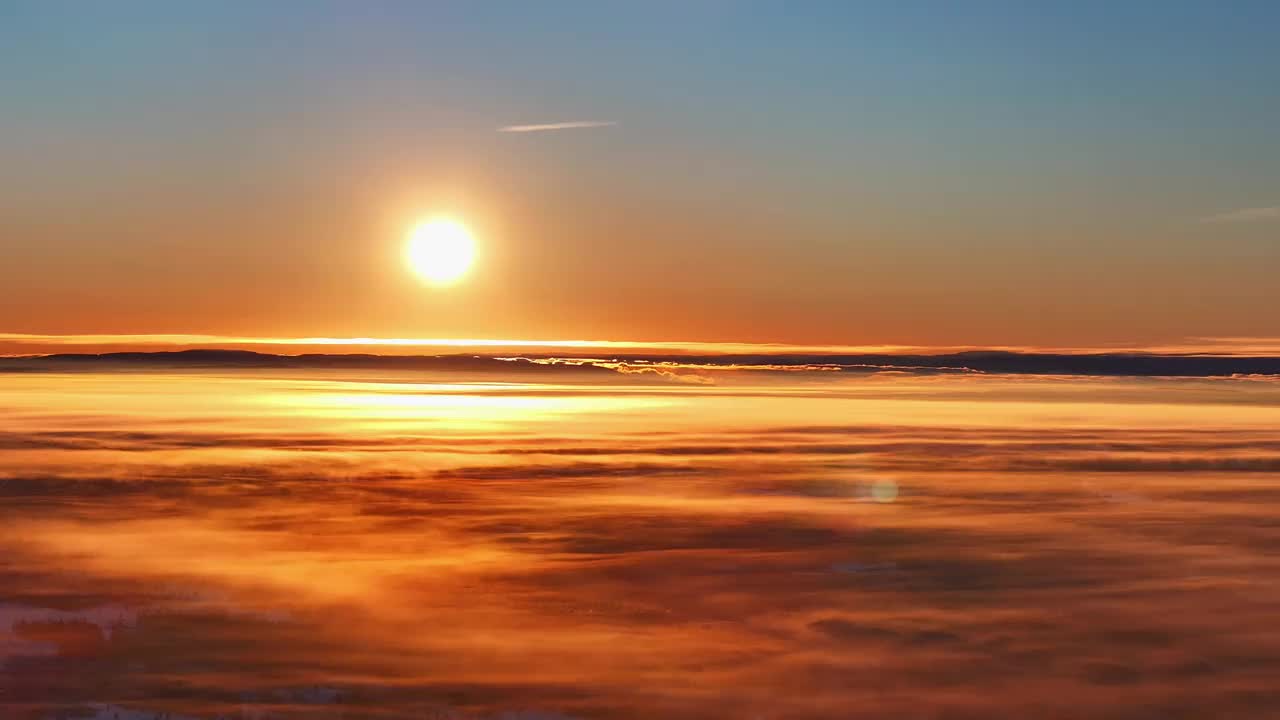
[2,370,1280,718]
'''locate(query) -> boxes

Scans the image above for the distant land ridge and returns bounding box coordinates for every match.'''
[3,348,1279,378]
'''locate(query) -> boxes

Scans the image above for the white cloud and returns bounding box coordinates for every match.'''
[498,120,616,133]
[1200,206,1280,223]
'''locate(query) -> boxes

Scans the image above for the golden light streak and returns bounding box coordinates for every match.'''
[8,333,1280,357]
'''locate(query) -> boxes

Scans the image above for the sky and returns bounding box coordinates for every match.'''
[2,0,1278,348]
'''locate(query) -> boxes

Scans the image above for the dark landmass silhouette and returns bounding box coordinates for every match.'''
[2,348,1279,377]
[0,349,615,375]
[621,350,1280,376]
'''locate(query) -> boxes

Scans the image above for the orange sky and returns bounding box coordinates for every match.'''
[4,332,1280,358]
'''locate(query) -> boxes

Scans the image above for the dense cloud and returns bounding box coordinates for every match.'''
[3,370,1280,718]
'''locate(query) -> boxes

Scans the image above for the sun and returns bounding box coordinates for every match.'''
[404,217,477,285]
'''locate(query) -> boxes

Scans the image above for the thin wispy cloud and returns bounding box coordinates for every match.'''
[498,120,616,133]
[1200,206,1280,224]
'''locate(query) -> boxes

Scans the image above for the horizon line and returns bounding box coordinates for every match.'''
[3,333,1280,357]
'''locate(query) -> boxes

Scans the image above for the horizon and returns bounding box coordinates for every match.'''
[6,332,1280,358]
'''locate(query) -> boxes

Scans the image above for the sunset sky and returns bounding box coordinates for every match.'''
[5,7,1280,716]
[3,1,1278,348]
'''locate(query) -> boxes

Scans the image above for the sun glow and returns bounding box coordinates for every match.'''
[405,217,477,285]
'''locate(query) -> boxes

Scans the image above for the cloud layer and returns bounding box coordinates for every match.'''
[3,370,1280,718]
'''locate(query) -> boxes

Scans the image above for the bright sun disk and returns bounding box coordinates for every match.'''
[405,217,477,285]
